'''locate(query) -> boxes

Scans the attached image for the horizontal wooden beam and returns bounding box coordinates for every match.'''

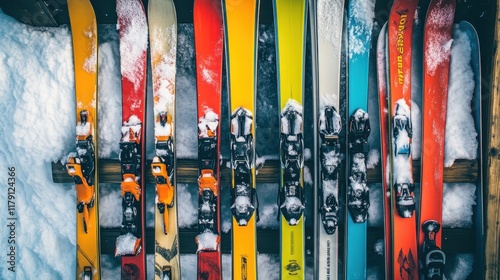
[99,227,474,255]
[52,159,478,184]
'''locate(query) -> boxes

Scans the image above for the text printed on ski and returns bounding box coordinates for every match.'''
[396,13,408,85]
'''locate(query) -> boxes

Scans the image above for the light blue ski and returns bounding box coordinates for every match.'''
[346,0,375,279]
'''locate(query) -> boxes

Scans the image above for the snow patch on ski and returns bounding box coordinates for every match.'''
[83,27,97,73]
[196,230,219,251]
[348,0,376,57]
[198,108,219,137]
[116,0,148,90]
[76,121,91,136]
[280,99,303,135]
[317,0,343,49]
[150,24,176,116]
[115,232,141,256]
[425,3,455,76]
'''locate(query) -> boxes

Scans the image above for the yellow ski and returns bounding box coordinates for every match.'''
[273,0,308,279]
[222,0,260,279]
[66,0,100,279]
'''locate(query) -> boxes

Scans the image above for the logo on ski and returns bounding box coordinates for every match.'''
[285,259,301,275]
[396,11,408,85]
[397,248,417,280]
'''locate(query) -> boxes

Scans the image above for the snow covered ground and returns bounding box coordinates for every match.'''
[0,5,480,280]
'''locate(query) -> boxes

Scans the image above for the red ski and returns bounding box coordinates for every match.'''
[419,0,456,278]
[387,0,419,279]
[114,0,148,278]
[193,0,224,279]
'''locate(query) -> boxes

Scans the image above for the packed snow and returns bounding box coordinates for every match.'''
[317,0,343,49]
[444,26,478,166]
[0,2,483,279]
[196,230,219,252]
[198,109,219,138]
[116,0,148,90]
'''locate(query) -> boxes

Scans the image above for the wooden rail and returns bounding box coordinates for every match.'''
[486,0,500,277]
[52,158,478,184]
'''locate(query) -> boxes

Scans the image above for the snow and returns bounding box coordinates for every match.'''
[150,24,176,114]
[317,0,343,49]
[198,108,219,137]
[348,0,376,57]
[0,10,76,280]
[83,27,98,73]
[196,230,219,251]
[444,26,478,166]
[116,0,148,90]
[97,40,122,159]
[424,2,455,76]
[115,232,140,256]
[318,106,341,134]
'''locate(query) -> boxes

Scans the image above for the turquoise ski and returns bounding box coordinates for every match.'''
[345,0,375,279]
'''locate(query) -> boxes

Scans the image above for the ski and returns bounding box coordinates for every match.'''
[193,0,224,279]
[222,0,260,279]
[148,0,180,279]
[114,0,148,278]
[273,0,307,278]
[457,20,484,279]
[419,0,455,279]
[345,0,375,278]
[376,21,392,279]
[66,0,100,279]
[387,0,419,279]
[311,0,345,278]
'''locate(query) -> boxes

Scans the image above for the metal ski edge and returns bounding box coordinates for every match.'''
[376,21,391,280]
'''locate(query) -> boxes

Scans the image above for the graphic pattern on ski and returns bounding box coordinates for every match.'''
[313,0,345,278]
[387,1,419,279]
[273,0,307,278]
[66,0,100,279]
[419,0,456,278]
[148,0,180,279]
[222,0,260,279]
[114,0,148,278]
[346,0,375,278]
[194,0,224,279]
